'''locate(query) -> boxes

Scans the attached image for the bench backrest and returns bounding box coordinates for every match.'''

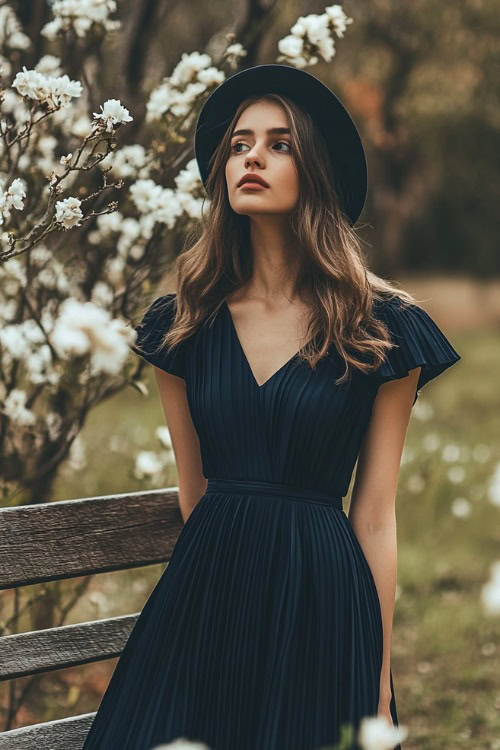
[0,488,184,749]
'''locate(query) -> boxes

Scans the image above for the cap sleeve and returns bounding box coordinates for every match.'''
[373,297,461,405]
[130,293,186,379]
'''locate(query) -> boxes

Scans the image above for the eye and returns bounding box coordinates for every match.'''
[273,140,292,152]
[230,140,292,153]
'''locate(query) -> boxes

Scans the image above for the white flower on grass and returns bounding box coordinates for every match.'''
[2,389,36,427]
[134,450,166,480]
[151,739,211,749]
[442,442,460,462]
[481,561,500,616]
[487,462,500,506]
[447,465,465,484]
[155,425,173,450]
[358,714,408,750]
[473,443,490,463]
[55,196,83,228]
[92,99,133,133]
[51,298,135,376]
[451,497,471,518]
[0,177,26,224]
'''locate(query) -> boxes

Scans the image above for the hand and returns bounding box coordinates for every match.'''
[377,693,393,727]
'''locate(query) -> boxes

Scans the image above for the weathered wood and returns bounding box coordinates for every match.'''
[0,613,140,681]
[0,486,188,744]
[0,488,184,588]
[0,713,96,749]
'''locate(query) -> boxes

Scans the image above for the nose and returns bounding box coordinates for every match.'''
[245,145,264,169]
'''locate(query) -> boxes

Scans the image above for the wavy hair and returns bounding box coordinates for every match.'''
[143,92,419,384]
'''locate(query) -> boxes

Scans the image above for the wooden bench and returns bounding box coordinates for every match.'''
[0,487,185,748]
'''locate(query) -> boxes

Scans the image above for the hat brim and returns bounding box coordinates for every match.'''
[194,64,368,226]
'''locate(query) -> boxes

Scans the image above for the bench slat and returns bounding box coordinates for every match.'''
[0,712,96,749]
[0,614,140,680]
[0,489,184,588]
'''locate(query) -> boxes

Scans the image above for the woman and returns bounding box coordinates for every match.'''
[83,64,461,750]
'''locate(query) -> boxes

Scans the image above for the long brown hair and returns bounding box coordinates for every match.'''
[147,93,419,384]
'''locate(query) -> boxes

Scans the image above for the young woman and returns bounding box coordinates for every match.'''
[83,64,461,750]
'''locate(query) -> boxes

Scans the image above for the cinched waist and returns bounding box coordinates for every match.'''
[205,477,343,511]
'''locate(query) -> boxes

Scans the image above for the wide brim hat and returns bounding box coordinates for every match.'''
[194,63,368,226]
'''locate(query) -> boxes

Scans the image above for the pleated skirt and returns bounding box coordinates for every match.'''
[82,481,401,750]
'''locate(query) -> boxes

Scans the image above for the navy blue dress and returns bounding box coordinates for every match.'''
[83,293,461,750]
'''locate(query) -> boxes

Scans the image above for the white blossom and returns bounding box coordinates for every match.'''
[35,54,62,76]
[325,4,354,37]
[358,714,408,750]
[0,6,31,50]
[71,114,93,138]
[104,144,149,178]
[41,0,121,41]
[169,51,212,87]
[92,98,133,133]
[278,35,305,59]
[91,281,115,308]
[96,210,123,235]
[51,297,135,376]
[223,42,247,68]
[279,5,353,68]
[55,196,83,228]
[2,389,36,426]
[0,177,26,224]
[197,67,225,87]
[12,67,83,108]
[146,83,172,121]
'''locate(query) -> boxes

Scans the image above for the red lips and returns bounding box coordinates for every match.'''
[237,173,270,188]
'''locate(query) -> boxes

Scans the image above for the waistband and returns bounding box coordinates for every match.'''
[205,477,343,510]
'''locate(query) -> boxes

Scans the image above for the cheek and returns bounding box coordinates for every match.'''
[280,161,299,195]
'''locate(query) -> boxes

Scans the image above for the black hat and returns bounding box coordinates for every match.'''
[194,63,368,226]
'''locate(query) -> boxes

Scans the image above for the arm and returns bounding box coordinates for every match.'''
[348,366,421,717]
[153,367,207,523]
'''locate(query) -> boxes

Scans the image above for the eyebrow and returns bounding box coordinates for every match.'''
[231,127,291,137]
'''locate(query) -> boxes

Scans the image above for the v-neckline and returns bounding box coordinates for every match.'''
[223,299,310,389]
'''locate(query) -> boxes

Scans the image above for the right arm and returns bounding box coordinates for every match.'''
[154,367,207,523]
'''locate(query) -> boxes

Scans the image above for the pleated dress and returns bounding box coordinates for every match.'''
[82,292,461,750]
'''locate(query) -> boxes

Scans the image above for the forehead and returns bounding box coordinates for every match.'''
[232,99,289,133]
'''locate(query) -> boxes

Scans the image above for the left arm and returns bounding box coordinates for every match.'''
[348,366,421,719]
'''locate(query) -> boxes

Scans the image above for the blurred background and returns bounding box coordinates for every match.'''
[1,1,499,748]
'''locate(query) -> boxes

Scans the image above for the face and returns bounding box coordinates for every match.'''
[225,99,299,216]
